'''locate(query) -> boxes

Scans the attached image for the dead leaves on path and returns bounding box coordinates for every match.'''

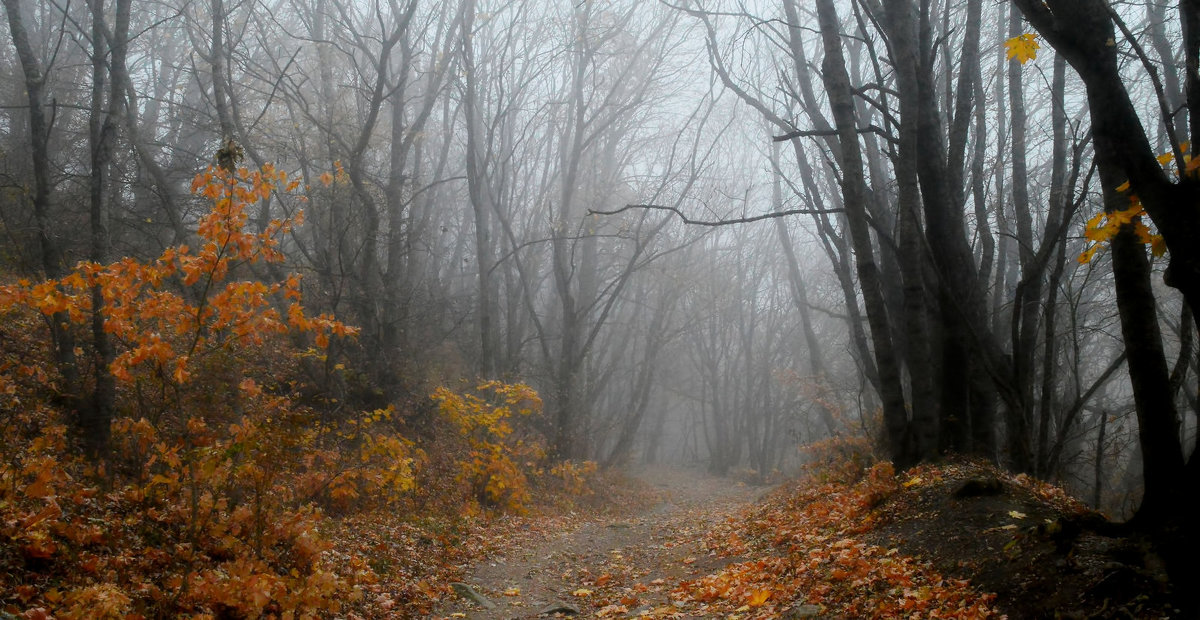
[663,462,1002,619]
[437,463,1002,619]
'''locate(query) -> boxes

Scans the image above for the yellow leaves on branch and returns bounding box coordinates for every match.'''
[430,381,554,512]
[431,381,542,439]
[1078,144,1185,265]
[1079,200,1157,263]
[1078,203,1165,264]
[1004,33,1040,64]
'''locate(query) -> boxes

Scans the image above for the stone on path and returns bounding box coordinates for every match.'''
[787,603,823,618]
[538,602,579,615]
[450,582,496,609]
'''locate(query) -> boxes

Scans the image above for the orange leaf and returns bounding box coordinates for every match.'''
[23,467,56,499]
[21,500,62,529]
[747,588,772,607]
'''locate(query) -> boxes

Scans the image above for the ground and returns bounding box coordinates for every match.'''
[865,460,1179,619]
[434,467,769,619]
[432,460,1183,619]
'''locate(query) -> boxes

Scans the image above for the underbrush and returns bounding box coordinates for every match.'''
[0,163,602,619]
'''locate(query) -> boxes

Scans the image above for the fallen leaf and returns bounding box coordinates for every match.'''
[747,588,772,607]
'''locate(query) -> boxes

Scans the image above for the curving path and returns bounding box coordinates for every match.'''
[435,467,771,619]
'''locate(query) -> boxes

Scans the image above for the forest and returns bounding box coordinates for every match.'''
[0,0,1196,617]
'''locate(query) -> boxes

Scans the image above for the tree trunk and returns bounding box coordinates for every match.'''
[1011,0,1198,606]
[460,0,500,377]
[4,0,80,404]
[816,0,913,468]
[83,0,130,457]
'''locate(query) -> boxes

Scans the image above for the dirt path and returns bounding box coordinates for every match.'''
[435,467,771,619]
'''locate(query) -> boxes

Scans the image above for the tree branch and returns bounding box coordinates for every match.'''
[588,203,844,226]
[773,124,896,144]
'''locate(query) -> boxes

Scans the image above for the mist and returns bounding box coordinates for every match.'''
[3,0,1196,521]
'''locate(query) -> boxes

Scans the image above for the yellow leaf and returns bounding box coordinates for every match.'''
[902,476,923,488]
[504,587,521,596]
[1151,235,1167,258]
[1078,245,1099,264]
[747,589,772,607]
[1157,151,1175,165]
[1134,221,1154,245]
[1008,510,1027,519]
[572,588,593,597]
[1004,33,1040,64]
[1115,180,1131,193]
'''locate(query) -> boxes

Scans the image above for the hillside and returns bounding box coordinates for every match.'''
[436,460,1179,619]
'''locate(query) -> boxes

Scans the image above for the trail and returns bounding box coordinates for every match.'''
[436,467,771,619]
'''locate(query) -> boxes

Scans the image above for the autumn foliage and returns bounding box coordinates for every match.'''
[671,461,1002,619]
[0,163,591,618]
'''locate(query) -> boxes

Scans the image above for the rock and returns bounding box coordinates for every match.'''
[539,602,580,615]
[953,477,1004,498]
[450,582,497,609]
[788,603,823,618]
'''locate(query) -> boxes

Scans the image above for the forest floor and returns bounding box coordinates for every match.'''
[433,467,769,619]
[431,460,1182,620]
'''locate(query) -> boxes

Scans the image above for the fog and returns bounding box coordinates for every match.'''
[3,0,1197,517]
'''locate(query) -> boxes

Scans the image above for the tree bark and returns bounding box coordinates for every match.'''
[1011,0,1198,606]
[816,0,913,468]
[4,0,80,402]
[83,0,130,457]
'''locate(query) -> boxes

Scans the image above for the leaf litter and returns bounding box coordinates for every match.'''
[433,458,1180,619]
